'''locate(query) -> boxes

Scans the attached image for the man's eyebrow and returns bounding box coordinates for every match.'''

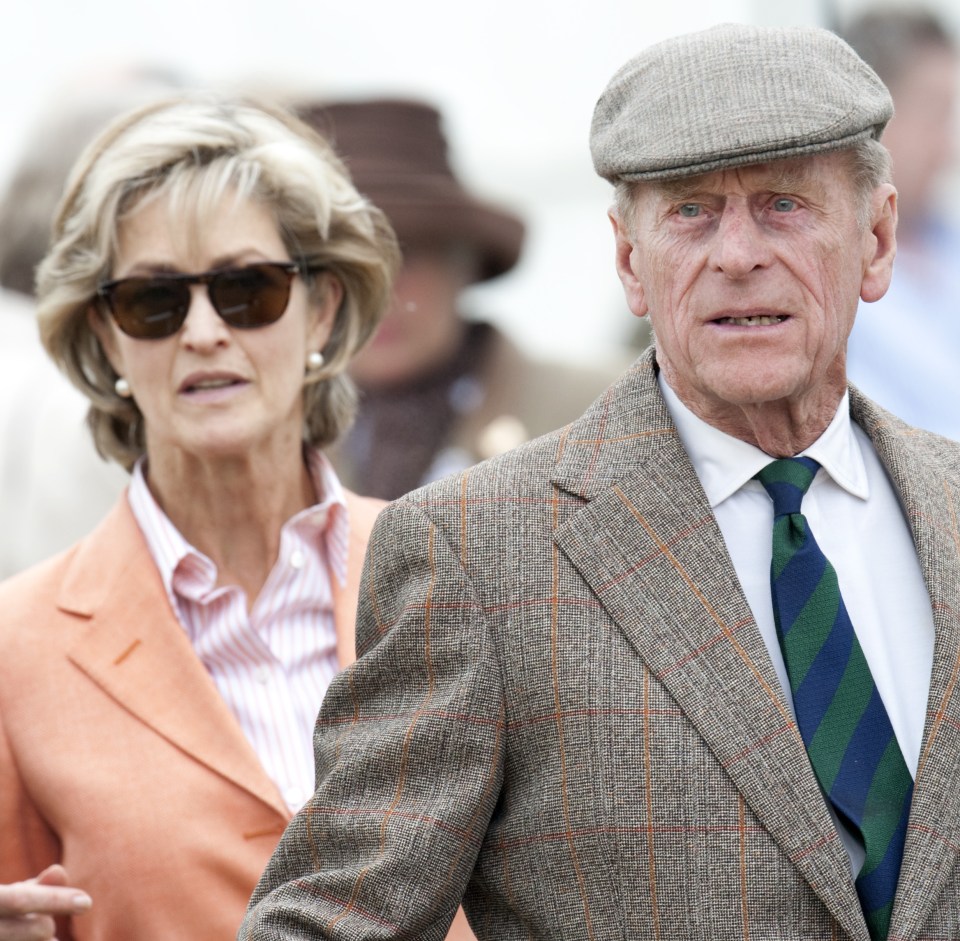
[655,178,712,201]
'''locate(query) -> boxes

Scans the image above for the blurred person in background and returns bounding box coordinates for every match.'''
[0,94,403,940]
[0,67,182,578]
[842,7,960,437]
[299,98,620,500]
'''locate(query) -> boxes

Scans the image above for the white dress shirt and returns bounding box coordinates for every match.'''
[129,448,348,812]
[660,375,935,872]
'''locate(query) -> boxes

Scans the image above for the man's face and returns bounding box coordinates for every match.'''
[612,153,896,425]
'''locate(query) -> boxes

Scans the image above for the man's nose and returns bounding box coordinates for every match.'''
[709,205,773,278]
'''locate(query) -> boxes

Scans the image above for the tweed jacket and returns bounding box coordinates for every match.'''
[0,488,383,941]
[242,349,960,940]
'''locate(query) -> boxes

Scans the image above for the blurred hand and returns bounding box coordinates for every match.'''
[0,866,91,940]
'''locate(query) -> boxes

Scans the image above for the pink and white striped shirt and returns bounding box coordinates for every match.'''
[128,449,348,812]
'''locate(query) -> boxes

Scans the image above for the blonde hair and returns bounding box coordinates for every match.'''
[36,93,400,470]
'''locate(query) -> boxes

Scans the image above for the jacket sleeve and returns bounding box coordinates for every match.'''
[240,495,505,940]
[0,693,75,941]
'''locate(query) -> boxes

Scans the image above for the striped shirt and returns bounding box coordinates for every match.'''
[128,449,348,812]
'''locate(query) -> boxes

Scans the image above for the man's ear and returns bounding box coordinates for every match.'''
[610,209,649,319]
[860,183,898,304]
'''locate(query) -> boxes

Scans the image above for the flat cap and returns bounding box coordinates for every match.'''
[590,23,893,182]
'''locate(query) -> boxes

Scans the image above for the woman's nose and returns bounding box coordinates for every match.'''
[178,285,230,348]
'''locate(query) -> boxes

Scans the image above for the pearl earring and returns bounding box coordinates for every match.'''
[306,351,324,373]
[114,377,131,398]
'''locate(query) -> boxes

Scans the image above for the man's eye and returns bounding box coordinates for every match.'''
[772,197,797,212]
[678,204,701,217]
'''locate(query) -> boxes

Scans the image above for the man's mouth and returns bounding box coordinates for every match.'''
[714,314,787,326]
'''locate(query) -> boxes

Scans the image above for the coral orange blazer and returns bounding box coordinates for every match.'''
[0,489,383,941]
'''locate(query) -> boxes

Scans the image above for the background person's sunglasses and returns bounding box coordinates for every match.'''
[97,261,316,340]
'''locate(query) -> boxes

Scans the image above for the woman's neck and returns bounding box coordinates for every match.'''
[144,442,317,606]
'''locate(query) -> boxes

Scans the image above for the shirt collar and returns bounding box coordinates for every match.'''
[128,448,350,606]
[658,375,869,508]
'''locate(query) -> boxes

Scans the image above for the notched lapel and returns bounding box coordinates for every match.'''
[61,503,288,820]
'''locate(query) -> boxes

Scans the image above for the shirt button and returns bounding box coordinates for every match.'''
[289,549,306,570]
[255,668,270,685]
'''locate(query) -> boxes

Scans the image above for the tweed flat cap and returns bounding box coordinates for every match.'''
[591,23,893,182]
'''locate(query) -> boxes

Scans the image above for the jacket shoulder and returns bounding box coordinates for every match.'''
[0,495,137,633]
[851,386,960,473]
[0,545,76,615]
[406,424,570,507]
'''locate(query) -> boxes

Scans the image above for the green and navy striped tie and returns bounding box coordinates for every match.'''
[756,457,912,941]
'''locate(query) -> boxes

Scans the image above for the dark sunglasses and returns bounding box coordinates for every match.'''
[97,261,315,340]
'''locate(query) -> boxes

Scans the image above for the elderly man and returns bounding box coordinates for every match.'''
[240,24,960,941]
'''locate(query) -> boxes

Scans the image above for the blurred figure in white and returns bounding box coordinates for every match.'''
[0,67,181,578]
[842,8,960,437]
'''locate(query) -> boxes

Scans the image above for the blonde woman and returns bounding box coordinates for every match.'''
[0,95,399,940]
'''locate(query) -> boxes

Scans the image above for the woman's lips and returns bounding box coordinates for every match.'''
[178,372,247,395]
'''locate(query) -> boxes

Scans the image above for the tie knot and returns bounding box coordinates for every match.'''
[755,456,820,517]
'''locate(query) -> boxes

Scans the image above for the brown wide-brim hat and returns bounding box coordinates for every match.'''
[299,97,525,284]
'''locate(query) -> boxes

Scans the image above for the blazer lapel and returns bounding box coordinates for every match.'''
[60,499,288,819]
[552,352,868,940]
[853,392,960,939]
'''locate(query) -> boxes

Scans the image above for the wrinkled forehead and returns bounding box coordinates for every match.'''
[640,152,857,204]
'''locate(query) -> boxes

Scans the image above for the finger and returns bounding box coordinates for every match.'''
[0,911,56,941]
[0,883,91,918]
[31,869,68,890]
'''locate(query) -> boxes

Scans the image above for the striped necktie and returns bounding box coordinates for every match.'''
[755,457,912,941]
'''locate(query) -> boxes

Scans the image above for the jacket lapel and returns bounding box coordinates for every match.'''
[552,352,868,940]
[60,499,288,819]
[852,392,960,939]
